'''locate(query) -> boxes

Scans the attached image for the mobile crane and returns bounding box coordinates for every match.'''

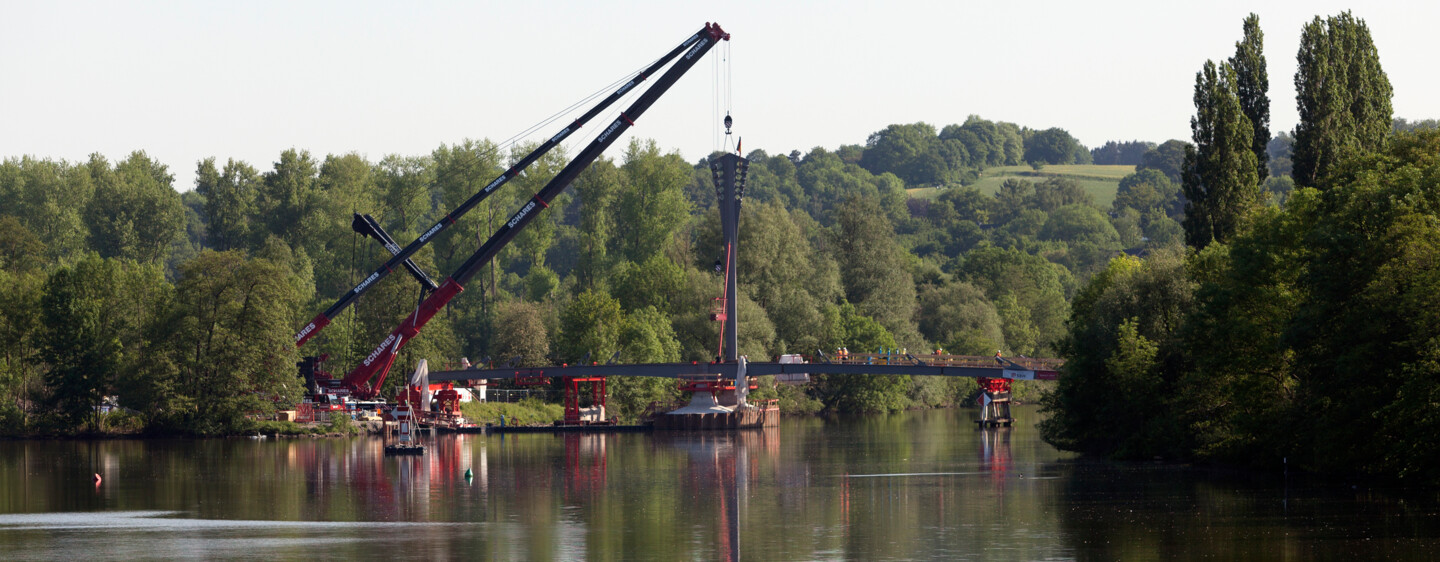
[303,23,730,401]
[293,23,728,350]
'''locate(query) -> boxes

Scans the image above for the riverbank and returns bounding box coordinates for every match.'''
[4,383,1052,439]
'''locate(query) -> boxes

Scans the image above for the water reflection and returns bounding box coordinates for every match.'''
[653,429,779,562]
[2,409,1439,559]
[562,434,607,500]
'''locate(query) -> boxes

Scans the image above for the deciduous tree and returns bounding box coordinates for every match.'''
[84,152,185,263]
[1136,140,1190,184]
[832,198,920,347]
[159,251,301,434]
[558,288,623,363]
[615,140,691,265]
[1292,11,1392,187]
[492,300,550,367]
[0,216,45,273]
[1182,60,1259,248]
[1023,128,1084,167]
[572,159,622,291]
[39,255,166,432]
[194,157,258,252]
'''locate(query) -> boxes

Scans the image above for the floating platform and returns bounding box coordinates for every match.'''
[653,393,779,430]
[384,443,425,455]
[976,418,1014,428]
[653,407,777,430]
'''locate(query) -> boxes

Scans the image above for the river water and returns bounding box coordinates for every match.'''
[1,407,1437,560]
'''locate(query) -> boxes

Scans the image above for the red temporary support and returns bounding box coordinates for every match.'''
[561,376,608,425]
[679,377,724,395]
[434,382,462,416]
[978,377,1011,395]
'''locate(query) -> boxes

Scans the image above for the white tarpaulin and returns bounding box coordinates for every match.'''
[776,353,810,384]
[409,359,431,407]
[1001,369,1035,381]
[735,356,748,408]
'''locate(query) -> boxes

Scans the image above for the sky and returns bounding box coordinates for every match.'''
[2,1,1436,191]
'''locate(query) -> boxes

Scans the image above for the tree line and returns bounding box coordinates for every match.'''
[0,105,1195,434]
[5,10,1432,458]
[1041,11,1440,483]
[853,119,1098,187]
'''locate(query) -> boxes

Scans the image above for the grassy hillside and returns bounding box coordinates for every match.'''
[907,164,1135,208]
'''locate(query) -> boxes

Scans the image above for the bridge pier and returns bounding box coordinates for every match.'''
[976,377,1014,428]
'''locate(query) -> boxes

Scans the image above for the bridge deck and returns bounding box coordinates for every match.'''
[428,354,1064,382]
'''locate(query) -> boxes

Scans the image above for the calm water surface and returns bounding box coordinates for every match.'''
[2,407,1438,560]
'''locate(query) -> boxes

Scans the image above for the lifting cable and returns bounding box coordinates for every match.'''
[726,40,734,153]
[555,58,663,159]
[346,55,666,318]
[370,57,658,232]
[714,39,734,155]
[424,27,710,198]
[717,39,725,153]
[501,64,642,160]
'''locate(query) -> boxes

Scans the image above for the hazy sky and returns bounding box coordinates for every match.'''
[3,1,1436,190]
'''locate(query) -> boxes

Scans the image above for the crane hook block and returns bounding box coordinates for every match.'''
[706,22,730,41]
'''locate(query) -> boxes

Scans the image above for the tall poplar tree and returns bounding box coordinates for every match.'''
[1182,61,1259,249]
[1292,11,1392,188]
[1229,13,1270,183]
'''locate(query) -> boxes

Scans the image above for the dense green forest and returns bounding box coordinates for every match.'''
[1041,12,1440,483]
[1,11,1436,485]
[0,110,1158,435]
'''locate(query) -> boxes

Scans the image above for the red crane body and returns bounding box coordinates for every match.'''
[312,23,730,400]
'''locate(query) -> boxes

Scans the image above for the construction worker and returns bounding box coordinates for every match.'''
[995,350,1004,364]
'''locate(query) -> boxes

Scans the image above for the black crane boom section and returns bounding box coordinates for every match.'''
[294,23,721,347]
[335,23,730,399]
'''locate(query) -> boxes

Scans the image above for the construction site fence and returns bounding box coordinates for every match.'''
[487,389,542,403]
